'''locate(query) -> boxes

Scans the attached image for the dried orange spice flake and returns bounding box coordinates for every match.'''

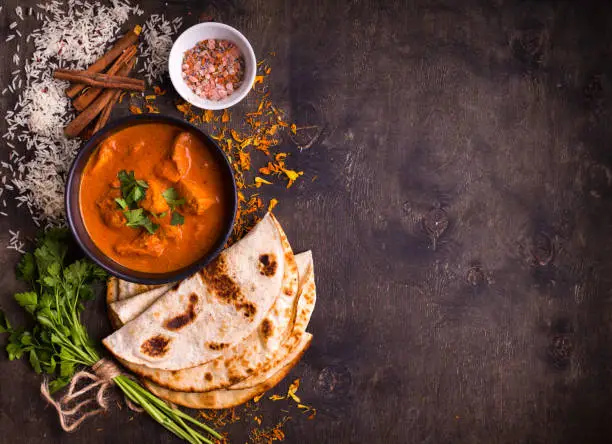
[129,105,143,114]
[221,109,230,123]
[176,101,191,115]
[203,109,214,123]
[238,151,251,171]
[152,85,166,95]
[287,379,301,403]
[171,58,311,243]
[254,177,272,188]
[282,169,303,188]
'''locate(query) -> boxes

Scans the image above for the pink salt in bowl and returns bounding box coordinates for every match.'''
[168,22,257,110]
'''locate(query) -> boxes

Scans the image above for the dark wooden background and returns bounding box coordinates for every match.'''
[2,0,612,442]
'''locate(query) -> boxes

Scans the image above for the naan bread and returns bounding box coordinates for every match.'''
[230,250,315,390]
[143,333,312,409]
[110,285,174,327]
[106,277,170,330]
[103,213,298,370]
[116,249,314,392]
[106,277,168,303]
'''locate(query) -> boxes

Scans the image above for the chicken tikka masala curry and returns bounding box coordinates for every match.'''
[80,123,229,273]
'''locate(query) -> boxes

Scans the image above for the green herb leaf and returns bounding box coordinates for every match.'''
[16,252,36,282]
[118,170,149,208]
[6,342,24,360]
[141,218,160,234]
[162,187,179,201]
[170,212,185,226]
[44,355,57,374]
[20,332,32,345]
[117,169,132,184]
[124,208,146,226]
[123,208,159,233]
[48,376,71,394]
[0,311,11,333]
[115,198,128,210]
[29,349,42,374]
[162,187,186,210]
[14,292,38,315]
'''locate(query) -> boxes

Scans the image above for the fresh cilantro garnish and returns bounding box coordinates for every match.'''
[141,218,160,234]
[114,198,128,210]
[170,211,185,226]
[116,170,160,234]
[118,170,148,209]
[162,187,186,208]
[123,208,159,234]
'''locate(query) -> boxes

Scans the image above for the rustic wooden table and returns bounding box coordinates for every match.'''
[2,0,612,443]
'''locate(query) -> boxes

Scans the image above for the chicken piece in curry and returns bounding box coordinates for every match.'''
[80,124,230,273]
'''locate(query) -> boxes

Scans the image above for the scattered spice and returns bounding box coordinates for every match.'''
[172,57,312,244]
[249,417,290,443]
[129,104,142,114]
[198,387,311,444]
[152,85,166,95]
[254,177,272,188]
[268,378,317,420]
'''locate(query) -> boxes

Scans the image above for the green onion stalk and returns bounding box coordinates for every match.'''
[0,229,222,444]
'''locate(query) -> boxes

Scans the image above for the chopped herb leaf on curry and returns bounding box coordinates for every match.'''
[79,124,229,273]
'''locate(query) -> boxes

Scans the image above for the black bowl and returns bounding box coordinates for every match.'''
[65,114,237,285]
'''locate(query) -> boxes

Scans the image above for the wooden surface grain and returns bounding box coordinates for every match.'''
[2,0,612,443]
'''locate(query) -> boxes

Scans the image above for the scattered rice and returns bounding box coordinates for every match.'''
[140,14,182,84]
[0,0,176,243]
[1,0,144,226]
[7,230,25,253]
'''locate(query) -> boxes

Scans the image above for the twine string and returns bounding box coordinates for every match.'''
[40,358,143,432]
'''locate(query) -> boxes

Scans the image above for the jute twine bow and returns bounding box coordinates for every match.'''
[40,358,143,432]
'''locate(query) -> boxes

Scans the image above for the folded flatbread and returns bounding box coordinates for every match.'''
[115,250,315,392]
[103,213,298,370]
[143,333,312,409]
[106,277,169,303]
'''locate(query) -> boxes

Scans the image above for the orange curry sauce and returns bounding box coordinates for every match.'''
[80,123,228,273]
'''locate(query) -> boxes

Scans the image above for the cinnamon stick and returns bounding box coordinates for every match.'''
[54,70,144,91]
[65,59,136,138]
[66,25,141,99]
[93,90,121,134]
[73,45,137,111]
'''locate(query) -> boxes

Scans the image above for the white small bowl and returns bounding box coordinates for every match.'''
[168,22,257,110]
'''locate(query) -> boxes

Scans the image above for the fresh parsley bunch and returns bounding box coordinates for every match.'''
[0,229,221,443]
[0,229,104,392]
